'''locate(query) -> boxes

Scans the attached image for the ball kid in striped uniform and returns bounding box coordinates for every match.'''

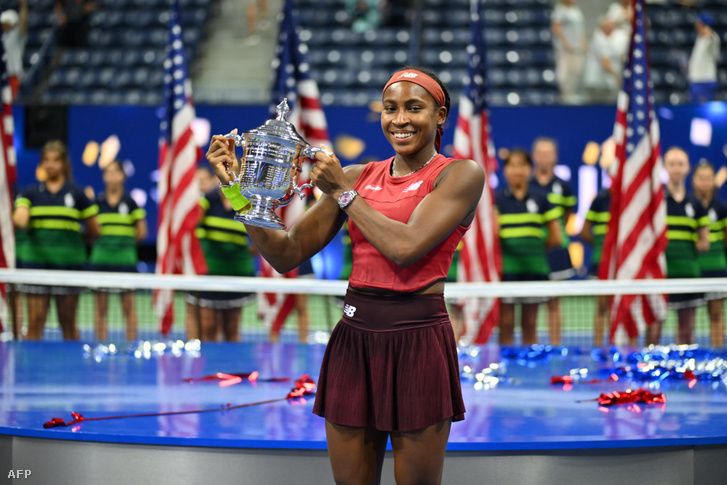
[193,186,256,341]
[495,148,562,346]
[692,159,727,348]
[651,147,710,345]
[89,160,147,342]
[529,137,576,346]
[580,188,613,347]
[13,140,100,340]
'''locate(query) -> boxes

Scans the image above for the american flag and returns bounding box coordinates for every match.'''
[598,0,667,342]
[452,0,501,344]
[258,0,331,337]
[154,0,207,336]
[0,39,17,333]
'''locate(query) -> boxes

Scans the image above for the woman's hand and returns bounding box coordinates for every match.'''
[309,145,351,200]
[205,130,240,186]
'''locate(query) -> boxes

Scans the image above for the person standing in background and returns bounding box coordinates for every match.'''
[551,0,587,104]
[1,0,28,98]
[654,147,710,345]
[579,188,614,347]
[194,186,256,342]
[582,17,624,104]
[11,190,32,338]
[529,137,576,346]
[185,165,218,340]
[692,160,727,348]
[606,0,633,56]
[89,160,147,342]
[688,13,720,103]
[495,148,561,345]
[13,140,100,340]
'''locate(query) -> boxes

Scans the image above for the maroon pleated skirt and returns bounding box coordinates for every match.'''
[312,289,465,432]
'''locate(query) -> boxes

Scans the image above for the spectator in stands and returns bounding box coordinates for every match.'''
[207,66,481,485]
[1,0,28,98]
[688,13,720,103]
[495,148,561,346]
[652,147,710,345]
[54,0,97,48]
[193,184,256,342]
[582,17,624,104]
[13,140,100,340]
[580,188,614,347]
[89,160,147,342]
[692,160,727,348]
[243,0,270,47]
[607,0,632,28]
[343,0,381,33]
[606,0,632,55]
[551,0,587,104]
[530,137,576,346]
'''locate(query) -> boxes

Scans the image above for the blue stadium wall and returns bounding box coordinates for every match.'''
[11,102,727,278]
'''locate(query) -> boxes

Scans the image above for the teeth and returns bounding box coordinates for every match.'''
[394,133,412,139]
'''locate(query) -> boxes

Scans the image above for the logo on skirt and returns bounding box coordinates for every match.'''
[343,304,357,317]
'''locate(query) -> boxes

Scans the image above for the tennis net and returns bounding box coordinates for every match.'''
[0,269,725,348]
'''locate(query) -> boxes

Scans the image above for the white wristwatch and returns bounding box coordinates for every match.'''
[337,190,358,210]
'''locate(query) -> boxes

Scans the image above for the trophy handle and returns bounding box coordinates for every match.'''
[221,132,247,185]
[301,146,333,160]
[295,146,334,198]
[224,132,246,147]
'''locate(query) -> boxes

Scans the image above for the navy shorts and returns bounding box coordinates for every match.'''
[547,246,576,280]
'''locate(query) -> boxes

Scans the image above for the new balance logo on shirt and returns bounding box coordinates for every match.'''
[403,181,424,192]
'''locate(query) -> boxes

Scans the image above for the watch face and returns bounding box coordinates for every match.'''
[339,191,355,208]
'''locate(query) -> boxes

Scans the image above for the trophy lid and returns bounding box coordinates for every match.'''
[247,98,309,147]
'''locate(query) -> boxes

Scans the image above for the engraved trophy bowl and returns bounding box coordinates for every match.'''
[223,98,328,229]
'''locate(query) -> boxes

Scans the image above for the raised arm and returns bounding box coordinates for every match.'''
[205,134,352,274]
[312,153,485,267]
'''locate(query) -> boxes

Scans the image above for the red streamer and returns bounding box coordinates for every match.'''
[43,374,316,429]
[550,374,618,385]
[577,388,666,406]
[182,371,290,386]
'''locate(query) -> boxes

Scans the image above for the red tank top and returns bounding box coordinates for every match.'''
[348,154,469,293]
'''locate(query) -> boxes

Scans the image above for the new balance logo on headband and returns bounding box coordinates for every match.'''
[398,72,419,79]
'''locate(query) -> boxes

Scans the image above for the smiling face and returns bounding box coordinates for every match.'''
[381,81,446,159]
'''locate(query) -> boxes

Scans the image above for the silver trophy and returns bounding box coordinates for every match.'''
[223,98,328,229]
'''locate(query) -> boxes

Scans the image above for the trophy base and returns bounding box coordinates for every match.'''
[234,197,286,230]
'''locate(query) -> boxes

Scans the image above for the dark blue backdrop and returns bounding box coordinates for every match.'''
[11,102,727,277]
